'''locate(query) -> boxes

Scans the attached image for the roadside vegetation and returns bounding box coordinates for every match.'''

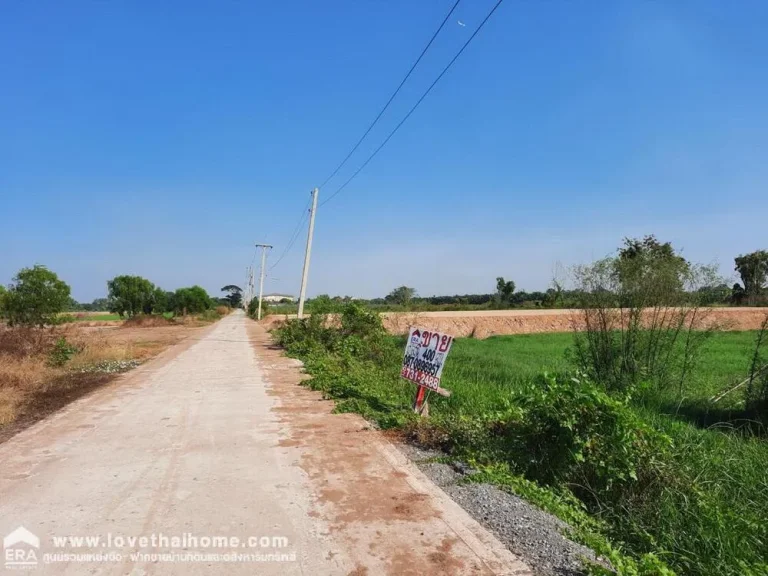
[271,237,768,576]
[0,265,231,439]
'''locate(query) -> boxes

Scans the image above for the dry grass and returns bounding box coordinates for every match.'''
[0,322,201,438]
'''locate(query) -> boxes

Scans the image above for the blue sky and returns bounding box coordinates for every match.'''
[2,0,767,301]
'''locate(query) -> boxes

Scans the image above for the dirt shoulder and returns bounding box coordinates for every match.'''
[247,321,532,576]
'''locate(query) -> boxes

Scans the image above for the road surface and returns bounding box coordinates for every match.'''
[0,312,530,575]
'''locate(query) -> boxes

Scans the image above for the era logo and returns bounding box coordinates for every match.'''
[3,526,40,570]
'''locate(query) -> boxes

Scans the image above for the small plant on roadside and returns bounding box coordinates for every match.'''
[246,298,270,319]
[47,337,79,367]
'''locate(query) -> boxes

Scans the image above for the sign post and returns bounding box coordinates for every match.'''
[400,327,454,416]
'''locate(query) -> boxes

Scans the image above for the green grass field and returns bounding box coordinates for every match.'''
[281,317,768,575]
[418,332,768,576]
[442,330,759,406]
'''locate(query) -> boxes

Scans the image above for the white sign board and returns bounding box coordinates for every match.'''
[400,327,454,391]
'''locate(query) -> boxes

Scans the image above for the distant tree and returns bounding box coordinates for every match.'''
[172,286,211,315]
[0,285,7,318]
[151,287,170,314]
[542,288,559,308]
[221,285,243,308]
[4,265,71,327]
[616,235,691,304]
[385,286,417,306]
[735,250,768,305]
[107,275,157,318]
[81,297,109,312]
[495,277,516,306]
[732,283,747,305]
[696,283,731,306]
[308,294,336,313]
[65,297,82,311]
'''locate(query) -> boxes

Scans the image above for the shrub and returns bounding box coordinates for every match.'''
[215,306,229,316]
[572,237,721,395]
[4,265,71,327]
[246,298,269,319]
[507,373,671,494]
[48,337,79,367]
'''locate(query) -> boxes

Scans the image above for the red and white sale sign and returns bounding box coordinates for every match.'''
[400,327,454,391]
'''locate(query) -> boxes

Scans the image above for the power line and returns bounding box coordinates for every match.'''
[320,0,505,208]
[269,197,311,271]
[319,0,463,190]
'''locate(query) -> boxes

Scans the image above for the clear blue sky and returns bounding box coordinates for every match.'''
[2,0,767,301]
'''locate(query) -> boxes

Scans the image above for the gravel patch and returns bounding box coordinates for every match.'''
[400,443,603,576]
[78,359,142,374]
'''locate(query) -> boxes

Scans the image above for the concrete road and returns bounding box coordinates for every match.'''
[0,312,530,575]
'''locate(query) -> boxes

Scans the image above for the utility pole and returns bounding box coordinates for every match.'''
[298,188,319,319]
[246,266,255,312]
[255,243,272,320]
[244,266,251,311]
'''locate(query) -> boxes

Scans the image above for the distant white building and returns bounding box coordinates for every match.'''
[262,294,295,303]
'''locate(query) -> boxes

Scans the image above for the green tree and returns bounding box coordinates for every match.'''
[172,286,211,315]
[734,250,768,305]
[152,288,170,314]
[65,297,82,311]
[220,285,243,308]
[495,277,516,306]
[81,297,109,312]
[616,235,691,304]
[107,275,157,318]
[385,286,416,306]
[0,284,7,318]
[4,265,71,327]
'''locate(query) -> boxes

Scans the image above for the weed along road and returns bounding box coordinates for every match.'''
[0,311,530,575]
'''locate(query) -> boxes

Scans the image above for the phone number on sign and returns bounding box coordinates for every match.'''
[400,366,440,391]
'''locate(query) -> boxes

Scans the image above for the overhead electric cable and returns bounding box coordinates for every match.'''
[319,0,463,189]
[269,198,312,271]
[320,0,505,208]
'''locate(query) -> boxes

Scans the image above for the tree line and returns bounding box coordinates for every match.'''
[0,265,239,327]
[365,244,768,310]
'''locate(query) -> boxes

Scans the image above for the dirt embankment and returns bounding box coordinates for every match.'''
[261,308,768,339]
